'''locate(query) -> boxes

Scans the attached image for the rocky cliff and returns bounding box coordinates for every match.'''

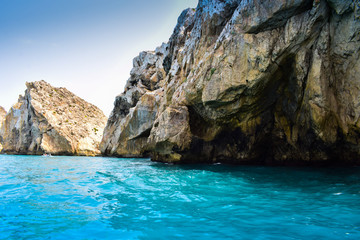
[0,80,107,156]
[101,0,360,165]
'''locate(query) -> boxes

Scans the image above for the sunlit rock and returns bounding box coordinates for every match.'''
[0,80,107,156]
[102,0,360,165]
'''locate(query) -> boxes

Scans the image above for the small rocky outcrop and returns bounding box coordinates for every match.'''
[0,80,107,156]
[102,0,360,165]
[0,106,7,152]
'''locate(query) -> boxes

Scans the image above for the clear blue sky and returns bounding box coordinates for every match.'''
[0,0,198,116]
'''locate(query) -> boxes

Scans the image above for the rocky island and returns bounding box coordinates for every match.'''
[0,106,7,151]
[0,80,107,156]
[101,0,360,165]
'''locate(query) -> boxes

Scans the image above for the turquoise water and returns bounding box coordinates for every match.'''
[0,155,359,239]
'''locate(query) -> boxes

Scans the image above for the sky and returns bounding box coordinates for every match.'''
[0,0,198,116]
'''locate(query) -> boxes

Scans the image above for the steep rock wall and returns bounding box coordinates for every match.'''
[0,80,107,156]
[102,0,360,165]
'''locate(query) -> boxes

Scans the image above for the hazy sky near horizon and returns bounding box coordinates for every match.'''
[0,0,198,116]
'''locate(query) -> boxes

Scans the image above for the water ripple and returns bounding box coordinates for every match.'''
[0,155,359,239]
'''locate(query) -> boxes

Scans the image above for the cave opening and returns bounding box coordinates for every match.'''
[183,54,304,164]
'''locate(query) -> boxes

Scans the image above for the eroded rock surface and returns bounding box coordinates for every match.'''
[0,80,107,156]
[102,0,360,165]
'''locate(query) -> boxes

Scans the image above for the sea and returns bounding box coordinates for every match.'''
[0,155,359,239]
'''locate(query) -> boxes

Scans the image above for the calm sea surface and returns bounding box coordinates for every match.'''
[0,155,359,239]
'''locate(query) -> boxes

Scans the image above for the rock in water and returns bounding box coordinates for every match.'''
[0,80,107,156]
[101,0,360,165]
[0,106,7,152]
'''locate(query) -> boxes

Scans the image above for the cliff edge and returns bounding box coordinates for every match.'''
[101,0,360,165]
[0,80,107,156]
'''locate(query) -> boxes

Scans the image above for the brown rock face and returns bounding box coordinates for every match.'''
[102,0,360,165]
[0,80,107,156]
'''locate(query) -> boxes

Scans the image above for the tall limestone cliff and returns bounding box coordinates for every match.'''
[0,80,107,156]
[101,0,360,165]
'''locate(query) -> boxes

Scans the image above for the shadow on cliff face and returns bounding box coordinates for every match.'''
[101,0,360,166]
[178,55,296,165]
[175,52,360,166]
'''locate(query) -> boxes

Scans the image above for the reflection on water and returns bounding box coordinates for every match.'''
[0,155,360,239]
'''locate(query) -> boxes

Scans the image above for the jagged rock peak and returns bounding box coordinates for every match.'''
[101,0,360,165]
[0,80,107,156]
